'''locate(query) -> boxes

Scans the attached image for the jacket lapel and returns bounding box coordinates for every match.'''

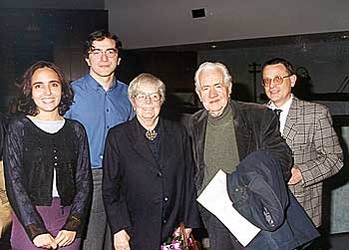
[158,120,176,172]
[128,118,159,169]
[283,97,298,145]
[231,102,252,160]
[193,110,208,170]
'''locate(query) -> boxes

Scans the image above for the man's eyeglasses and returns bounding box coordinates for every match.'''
[261,75,292,87]
[89,49,118,58]
[134,92,162,103]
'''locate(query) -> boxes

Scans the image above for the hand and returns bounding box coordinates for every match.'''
[184,228,192,239]
[288,166,303,185]
[114,229,131,250]
[33,233,57,249]
[173,226,192,240]
[55,230,76,247]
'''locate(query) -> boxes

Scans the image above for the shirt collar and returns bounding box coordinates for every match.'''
[207,102,233,125]
[268,94,293,135]
[86,73,117,91]
[268,94,293,114]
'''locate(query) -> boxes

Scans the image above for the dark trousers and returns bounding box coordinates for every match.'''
[200,206,245,250]
[82,168,112,250]
[298,226,325,250]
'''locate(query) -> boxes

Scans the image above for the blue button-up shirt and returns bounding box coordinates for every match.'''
[65,73,134,168]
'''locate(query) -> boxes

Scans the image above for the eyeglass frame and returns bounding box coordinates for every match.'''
[133,92,162,103]
[261,74,293,87]
[88,48,118,58]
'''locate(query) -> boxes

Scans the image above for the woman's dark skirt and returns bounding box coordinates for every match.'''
[11,197,81,250]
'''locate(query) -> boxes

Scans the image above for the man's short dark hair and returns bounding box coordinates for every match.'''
[83,30,122,58]
[262,58,295,75]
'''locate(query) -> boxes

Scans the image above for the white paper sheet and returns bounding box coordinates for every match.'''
[197,170,261,247]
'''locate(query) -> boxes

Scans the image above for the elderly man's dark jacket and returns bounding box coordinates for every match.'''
[188,100,292,190]
[227,150,319,249]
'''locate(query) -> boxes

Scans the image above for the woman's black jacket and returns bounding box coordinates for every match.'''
[4,117,92,240]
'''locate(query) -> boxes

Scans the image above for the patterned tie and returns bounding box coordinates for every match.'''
[274,109,282,122]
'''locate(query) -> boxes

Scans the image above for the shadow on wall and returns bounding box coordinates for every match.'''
[231,82,254,102]
[293,67,313,100]
[161,91,200,124]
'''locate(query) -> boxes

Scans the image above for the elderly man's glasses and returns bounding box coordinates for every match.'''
[261,75,292,87]
[89,48,118,58]
[134,92,161,103]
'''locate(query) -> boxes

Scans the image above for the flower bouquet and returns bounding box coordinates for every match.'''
[161,230,185,250]
[161,223,200,250]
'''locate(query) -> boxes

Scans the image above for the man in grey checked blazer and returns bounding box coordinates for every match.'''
[261,58,343,228]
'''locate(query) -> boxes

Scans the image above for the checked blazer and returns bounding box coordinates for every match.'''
[282,96,343,227]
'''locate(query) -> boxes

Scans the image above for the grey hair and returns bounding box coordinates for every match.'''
[194,62,233,92]
[128,73,166,104]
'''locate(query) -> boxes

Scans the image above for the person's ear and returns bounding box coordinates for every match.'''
[290,74,297,87]
[117,57,121,66]
[195,88,203,102]
[228,83,233,96]
[130,97,136,108]
[85,57,91,67]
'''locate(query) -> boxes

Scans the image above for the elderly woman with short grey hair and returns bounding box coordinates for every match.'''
[102,73,200,250]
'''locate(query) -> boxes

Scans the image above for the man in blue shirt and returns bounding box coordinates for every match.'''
[65,30,134,250]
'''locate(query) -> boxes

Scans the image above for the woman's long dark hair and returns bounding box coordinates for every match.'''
[15,61,73,116]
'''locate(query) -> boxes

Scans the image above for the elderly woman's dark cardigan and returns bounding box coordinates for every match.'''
[4,117,92,240]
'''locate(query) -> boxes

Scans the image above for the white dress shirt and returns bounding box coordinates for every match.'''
[268,94,293,135]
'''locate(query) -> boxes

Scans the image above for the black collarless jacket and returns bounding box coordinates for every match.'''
[103,117,200,249]
[4,117,92,240]
[188,101,292,191]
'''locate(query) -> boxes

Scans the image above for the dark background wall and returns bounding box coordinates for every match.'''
[198,38,349,102]
[0,0,104,9]
[0,8,108,109]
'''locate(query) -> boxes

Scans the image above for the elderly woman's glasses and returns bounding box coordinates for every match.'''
[134,92,161,103]
[89,48,118,58]
[261,75,292,88]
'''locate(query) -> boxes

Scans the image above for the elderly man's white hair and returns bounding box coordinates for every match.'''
[194,62,233,92]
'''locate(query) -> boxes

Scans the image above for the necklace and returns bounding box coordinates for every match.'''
[145,129,157,141]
